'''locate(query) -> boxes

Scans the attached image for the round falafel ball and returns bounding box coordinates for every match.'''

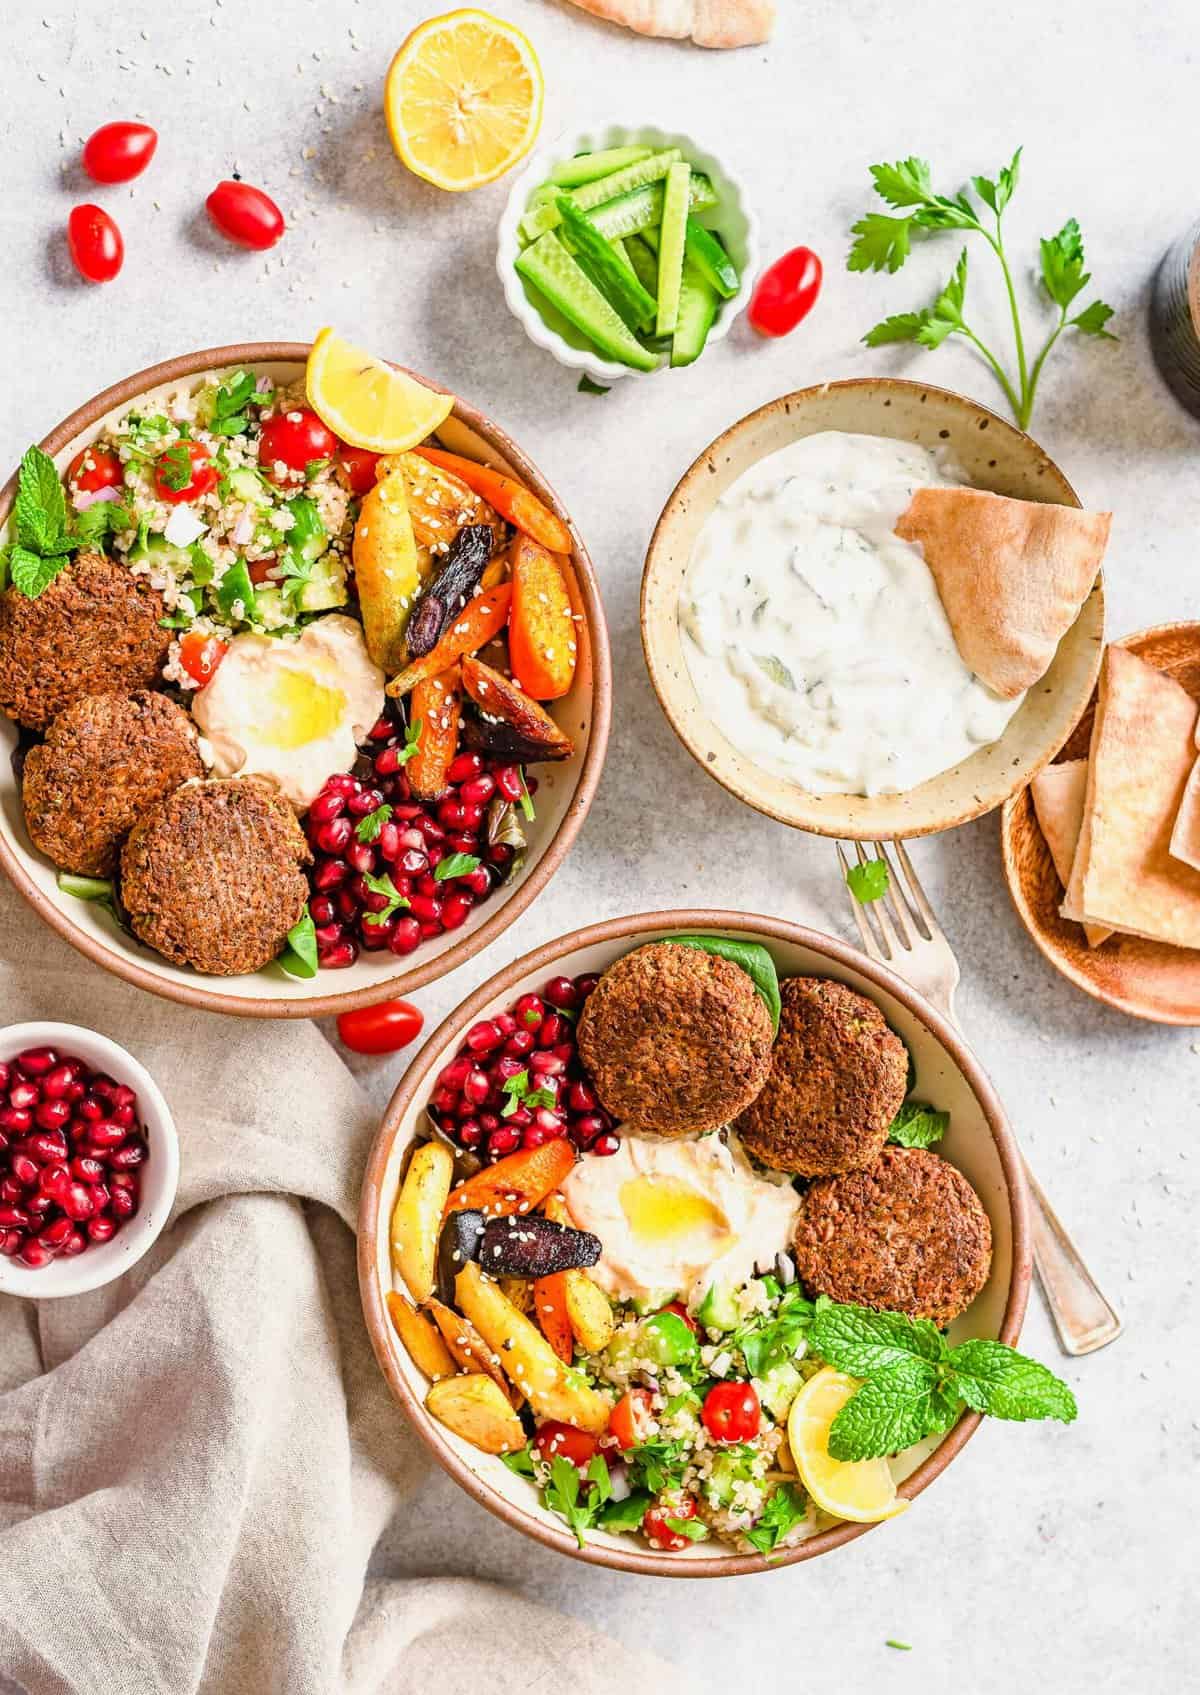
[576,941,773,1138]
[0,552,172,731]
[734,976,909,1176]
[22,690,204,876]
[119,778,311,976]
[792,1146,993,1327]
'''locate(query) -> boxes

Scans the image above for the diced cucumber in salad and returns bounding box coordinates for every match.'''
[512,142,741,374]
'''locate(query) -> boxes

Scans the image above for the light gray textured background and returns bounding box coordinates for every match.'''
[5,2,1199,1690]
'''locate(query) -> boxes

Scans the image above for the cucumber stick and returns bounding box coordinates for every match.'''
[624,234,660,298]
[671,257,719,367]
[655,162,691,337]
[556,197,656,332]
[515,232,658,372]
[587,174,716,241]
[684,217,739,299]
[548,145,652,188]
[520,147,682,242]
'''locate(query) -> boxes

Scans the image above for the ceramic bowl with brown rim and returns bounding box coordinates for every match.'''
[0,343,610,1019]
[641,378,1105,841]
[1002,621,1200,1024]
[358,910,1031,1576]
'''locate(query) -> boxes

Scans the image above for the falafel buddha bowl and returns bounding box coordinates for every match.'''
[361,914,1074,1576]
[0,340,607,1015]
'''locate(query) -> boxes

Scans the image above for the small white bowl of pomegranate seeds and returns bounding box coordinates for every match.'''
[0,1023,179,1298]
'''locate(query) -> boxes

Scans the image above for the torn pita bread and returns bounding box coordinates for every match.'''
[564,0,775,47]
[1062,646,1200,948]
[1029,759,1111,947]
[1169,753,1200,872]
[895,488,1110,700]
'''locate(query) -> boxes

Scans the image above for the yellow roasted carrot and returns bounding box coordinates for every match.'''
[507,535,577,701]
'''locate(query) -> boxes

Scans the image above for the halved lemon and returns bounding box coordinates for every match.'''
[384,10,544,192]
[306,329,453,453]
[788,1368,910,1525]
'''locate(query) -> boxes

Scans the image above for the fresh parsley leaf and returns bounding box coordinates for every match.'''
[596,1490,652,1533]
[10,546,71,599]
[157,442,194,493]
[887,1101,949,1149]
[72,499,132,546]
[501,1443,537,1478]
[14,445,70,555]
[868,157,934,209]
[1039,217,1089,309]
[862,311,928,347]
[735,1288,816,1377]
[625,1438,689,1496]
[396,719,424,766]
[946,1339,1077,1424]
[827,1356,945,1461]
[577,374,610,395]
[845,857,889,903]
[356,803,393,844]
[848,212,915,275]
[360,869,410,927]
[971,146,1021,216]
[1071,300,1117,339]
[279,911,319,979]
[207,370,257,436]
[434,851,482,882]
[745,1483,808,1557]
[809,1302,946,1377]
[499,1070,558,1118]
[663,1514,709,1543]
[545,1454,607,1548]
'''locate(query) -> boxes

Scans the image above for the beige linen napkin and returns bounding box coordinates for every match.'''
[0,885,671,1695]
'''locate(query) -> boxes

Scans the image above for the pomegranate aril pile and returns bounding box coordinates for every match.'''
[429,972,619,1164]
[303,706,535,971]
[0,1048,146,1271]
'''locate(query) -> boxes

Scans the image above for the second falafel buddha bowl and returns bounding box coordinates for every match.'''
[0,340,609,1016]
[361,913,1075,1576]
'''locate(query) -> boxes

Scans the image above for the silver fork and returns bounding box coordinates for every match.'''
[836,838,1122,1358]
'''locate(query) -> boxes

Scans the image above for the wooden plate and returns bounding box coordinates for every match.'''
[1001,622,1200,1024]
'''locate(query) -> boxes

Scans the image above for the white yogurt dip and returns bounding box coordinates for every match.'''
[678,431,1024,795]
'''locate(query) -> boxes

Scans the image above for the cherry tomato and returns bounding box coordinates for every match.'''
[258,408,339,485]
[81,121,157,185]
[534,1421,599,1471]
[66,205,124,284]
[67,446,123,495]
[337,446,381,496]
[748,246,823,338]
[205,180,285,251]
[701,1381,761,1444]
[608,1388,656,1452]
[660,1301,698,1335]
[153,441,218,505]
[248,559,278,586]
[336,1000,425,1055]
[177,632,228,688]
[643,1494,699,1552]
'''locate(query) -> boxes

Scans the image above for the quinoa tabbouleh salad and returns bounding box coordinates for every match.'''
[385,938,1076,1559]
[0,334,588,980]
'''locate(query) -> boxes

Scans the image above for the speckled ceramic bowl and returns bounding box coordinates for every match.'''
[0,343,610,1018]
[359,910,1031,1577]
[641,378,1106,840]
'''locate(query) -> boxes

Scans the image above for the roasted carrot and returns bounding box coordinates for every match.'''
[533,1273,574,1365]
[507,535,578,701]
[444,1138,577,1219]
[414,446,572,555]
[461,655,574,759]
[407,665,461,800]
[385,583,512,697]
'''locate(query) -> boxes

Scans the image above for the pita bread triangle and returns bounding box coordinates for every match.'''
[1029,759,1111,947]
[564,0,774,47]
[895,488,1110,699]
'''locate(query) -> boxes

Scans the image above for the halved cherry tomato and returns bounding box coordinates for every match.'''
[534,1421,599,1471]
[701,1381,761,1444]
[748,246,823,338]
[67,446,123,494]
[205,180,285,251]
[67,205,124,284]
[660,1301,698,1335]
[153,441,218,505]
[81,122,157,185]
[336,999,424,1055]
[258,408,339,484]
[337,446,381,496]
[177,632,228,688]
[643,1494,699,1551]
[248,559,278,585]
[608,1388,656,1452]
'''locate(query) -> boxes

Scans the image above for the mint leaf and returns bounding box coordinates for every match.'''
[279,911,319,979]
[845,857,889,903]
[1071,300,1117,339]
[586,1453,612,1505]
[862,311,927,347]
[434,851,482,882]
[745,1482,808,1557]
[868,157,934,210]
[848,212,914,274]
[577,374,610,395]
[597,1490,651,1534]
[809,1301,946,1376]
[356,803,393,844]
[827,1356,944,1461]
[14,445,69,555]
[946,1340,1077,1424]
[888,1101,949,1149]
[10,546,70,600]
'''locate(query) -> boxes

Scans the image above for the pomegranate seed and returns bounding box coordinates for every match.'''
[0,1062,8,1091]
[316,817,354,855]
[110,1186,136,1219]
[0,1205,31,1228]
[26,1131,69,1164]
[398,848,429,877]
[87,1121,126,1150]
[462,867,492,898]
[39,1163,70,1200]
[567,1081,598,1114]
[112,1085,136,1111]
[87,1214,117,1243]
[0,1108,32,1135]
[460,773,496,806]
[514,993,545,1029]
[313,922,343,950]
[393,803,423,822]
[60,1229,88,1256]
[463,1068,490,1106]
[113,1103,137,1128]
[313,857,350,890]
[437,1057,472,1095]
[367,715,394,741]
[487,1126,521,1159]
[529,1051,565,1078]
[334,888,359,924]
[506,1106,533,1129]
[504,1029,536,1058]
[494,1012,518,1037]
[478,1111,500,1133]
[109,1141,147,1170]
[447,832,479,854]
[26,1193,52,1217]
[388,918,423,956]
[494,765,523,803]
[447,751,485,783]
[16,1048,57,1077]
[109,1171,136,1192]
[592,1133,621,1157]
[441,893,472,929]
[575,974,600,999]
[326,771,364,794]
[415,814,446,843]
[457,803,484,831]
[458,1120,483,1148]
[533,1107,564,1135]
[525,776,539,796]
[309,789,347,823]
[0,1178,22,1203]
[570,1114,607,1147]
[38,1216,73,1250]
[409,893,443,924]
[61,1181,95,1221]
[466,1020,504,1055]
[8,1080,40,1112]
[76,1094,105,1122]
[415,873,440,897]
[35,1099,72,1132]
[374,744,404,776]
[71,1156,105,1183]
[309,896,336,926]
[347,788,385,818]
[41,1063,79,1100]
[91,1076,119,1100]
[17,1239,52,1269]
[494,1055,527,1082]
[358,918,396,951]
[65,1080,86,1103]
[0,1229,20,1257]
[486,842,513,868]
[553,1042,576,1064]
[319,939,358,968]
[438,799,466,830]
[10,1153,38,1187]
[543,976,579,1009]
[537,1013,569,1047]
[347,841,377,875]
[377,821,402,861]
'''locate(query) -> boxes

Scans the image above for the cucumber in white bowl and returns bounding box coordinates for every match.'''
[496,124,760,384]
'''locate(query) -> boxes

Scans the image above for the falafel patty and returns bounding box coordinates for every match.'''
[0,552,172,731]
[576,941,773,1138]
[119,778,310,976]
[22,691,204,876]
[735,976,908,1176]
[792,1146,993,1326]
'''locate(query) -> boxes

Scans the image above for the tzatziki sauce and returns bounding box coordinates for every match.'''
[678,431,1023,796]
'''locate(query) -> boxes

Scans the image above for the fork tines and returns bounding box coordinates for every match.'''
[836,839,935,962]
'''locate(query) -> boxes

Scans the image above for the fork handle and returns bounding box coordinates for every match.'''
[1023,1161,1123,1356]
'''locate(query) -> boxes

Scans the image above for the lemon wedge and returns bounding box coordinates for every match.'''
[306,329,453,453]
[384,9,544,192]
[788,1368,910,1525]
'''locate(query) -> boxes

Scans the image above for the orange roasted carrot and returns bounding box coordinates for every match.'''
[407,664,461,800]
[444,1138,577,1220]
[508,535,577,701]
[385,583,512,697]
[414,446,572,555]
[533,1273,575,1364]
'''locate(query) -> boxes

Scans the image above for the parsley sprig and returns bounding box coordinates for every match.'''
[360,870,410,927]
[544,1454,613,1548]
[845,857,889,904]
[499,1069,558,1118]
[744,1483,808,1557]
[850,150,1115,428]
[204,370,258,437]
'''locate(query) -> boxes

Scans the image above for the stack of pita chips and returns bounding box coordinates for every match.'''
[1033,645,1200,950]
